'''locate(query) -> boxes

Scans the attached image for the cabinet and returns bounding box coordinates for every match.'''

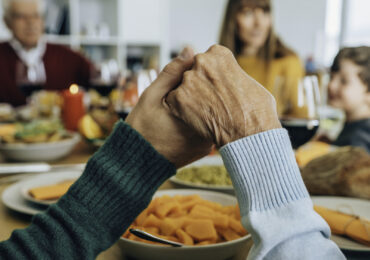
[0,0,170,70]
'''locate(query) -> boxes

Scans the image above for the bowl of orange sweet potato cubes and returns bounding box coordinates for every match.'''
[119,189,251,260]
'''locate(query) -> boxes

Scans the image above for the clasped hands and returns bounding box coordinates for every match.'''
[126,45,281,168]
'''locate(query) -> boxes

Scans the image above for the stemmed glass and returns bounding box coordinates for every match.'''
[114,69,157,120]
[274,75,321,149]
[90,59,120,97]
[16,60,46,98]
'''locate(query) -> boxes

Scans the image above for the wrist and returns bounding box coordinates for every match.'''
[218,116,282,147]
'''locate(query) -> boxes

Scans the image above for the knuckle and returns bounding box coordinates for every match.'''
[210,44,232,56]
[182,70,194,84]
[194,53,207,67]
[163,60,181,77]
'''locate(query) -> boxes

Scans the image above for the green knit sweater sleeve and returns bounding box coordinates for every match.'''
[0,120,176,260]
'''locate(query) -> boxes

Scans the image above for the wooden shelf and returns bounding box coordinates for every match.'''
[0,0,170,70]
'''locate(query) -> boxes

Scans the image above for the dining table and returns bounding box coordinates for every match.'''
[0,141,253,260]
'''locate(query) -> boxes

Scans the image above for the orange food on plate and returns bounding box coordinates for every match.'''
[29,180,75,200]
[122,194,248,246]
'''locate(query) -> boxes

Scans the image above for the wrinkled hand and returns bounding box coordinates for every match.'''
[125,47,212,168]
[166,45,281,148]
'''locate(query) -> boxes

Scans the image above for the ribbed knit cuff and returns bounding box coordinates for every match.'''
[219,129,309,215]
[58,120,176,237]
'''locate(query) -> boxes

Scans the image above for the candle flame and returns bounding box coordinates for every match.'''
[69,84,79,94]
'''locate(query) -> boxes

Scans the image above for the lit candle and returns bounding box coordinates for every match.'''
[62,84,85,131]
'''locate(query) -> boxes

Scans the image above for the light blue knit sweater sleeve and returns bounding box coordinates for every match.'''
[219,128,345,260]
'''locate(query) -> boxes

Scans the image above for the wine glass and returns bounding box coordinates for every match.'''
[16,60,46,98]
[274,75,321,149]
[114,69,156,120]
[90,59,120,97]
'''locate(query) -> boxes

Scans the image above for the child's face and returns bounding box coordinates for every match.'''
[328,59,369,113]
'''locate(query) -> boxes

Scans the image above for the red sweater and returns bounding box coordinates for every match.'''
[0,42,93,106]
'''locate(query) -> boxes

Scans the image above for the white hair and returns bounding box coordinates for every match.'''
[2,0,46,20]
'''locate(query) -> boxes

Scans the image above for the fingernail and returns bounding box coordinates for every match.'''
[179,47,191,60]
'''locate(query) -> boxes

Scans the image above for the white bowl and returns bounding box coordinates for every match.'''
[118,189,251,260]
[0,133,80,162]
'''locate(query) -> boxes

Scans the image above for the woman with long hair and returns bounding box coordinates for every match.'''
[220,0,305,116]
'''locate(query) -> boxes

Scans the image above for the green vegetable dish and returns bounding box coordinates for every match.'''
[176,165,232,186]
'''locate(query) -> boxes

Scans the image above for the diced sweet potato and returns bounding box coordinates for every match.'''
[185,219,218,241]
[212,213,229,229]
[155,201,181,218]
[157,195,173,204]
[142,214,162,228]
[144,227,159,236]
[160,217,186,236]
[195,240,213,246]
[189,205,228,229]
[175,229,194,245]
[147,198,160,214]
[135,208,148,226]
[197,200,223,212]
[128,233,142,242]
[218,228,241,241]
[160,218,177,236]
[181,199,201,212]
[122,228,131,238]
[168,210,187,218]
[229,218,247,235]
[219,205,235,215]
[189,204,215,218]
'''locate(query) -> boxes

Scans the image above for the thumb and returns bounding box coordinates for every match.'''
[149,46,194,97]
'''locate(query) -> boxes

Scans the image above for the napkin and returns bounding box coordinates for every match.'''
[314,205,370,246]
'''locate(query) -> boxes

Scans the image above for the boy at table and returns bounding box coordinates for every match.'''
[0,46,344,259]
[328,46,370,153]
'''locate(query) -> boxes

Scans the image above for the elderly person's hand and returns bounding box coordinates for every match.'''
[166,45,281,148]
[125,47,212,168]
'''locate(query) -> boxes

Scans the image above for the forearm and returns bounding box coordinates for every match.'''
[220,129,345,260]
[0,121,176,259]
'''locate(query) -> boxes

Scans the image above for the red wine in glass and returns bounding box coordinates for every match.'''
[92,83,116,97]
[19,84,43,97]
[281,118,319,149]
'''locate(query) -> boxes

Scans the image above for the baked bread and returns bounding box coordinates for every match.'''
[301,146,370,199]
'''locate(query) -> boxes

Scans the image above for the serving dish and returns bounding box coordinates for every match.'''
[118,189,250,260]
[0,132,80,162]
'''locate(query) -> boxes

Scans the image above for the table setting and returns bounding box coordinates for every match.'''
[0,77,368,260]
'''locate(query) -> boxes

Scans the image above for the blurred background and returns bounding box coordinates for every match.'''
[0,0,369,151]
[0,0,369,71]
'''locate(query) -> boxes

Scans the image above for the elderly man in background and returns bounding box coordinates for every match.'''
[0,0,93,106]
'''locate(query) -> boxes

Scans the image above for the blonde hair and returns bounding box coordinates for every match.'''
[219,0,295,62]
[2,0,46,20]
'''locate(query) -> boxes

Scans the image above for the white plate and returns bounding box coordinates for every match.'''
[0,132,80,162]
[2,171,82,215]
[170,155,234,194]
[19,173,79,206]
[311,196,370,252]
